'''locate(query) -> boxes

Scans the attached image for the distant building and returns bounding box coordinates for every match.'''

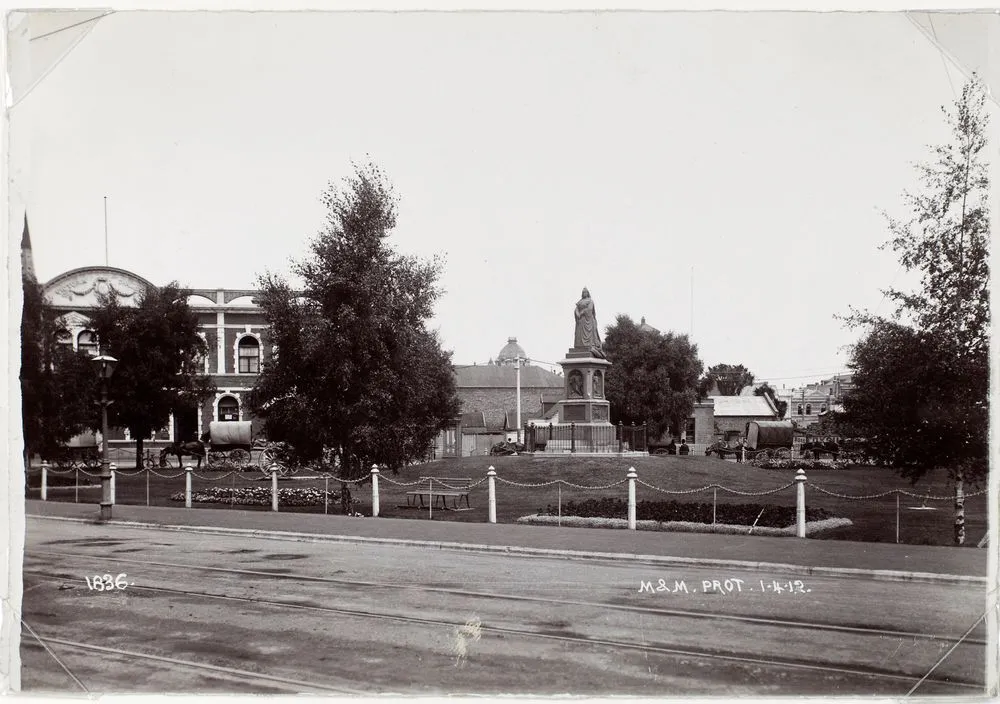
[28,211,274,457]
[709,395,779,442]
[434,338,565,457]
[776,374,853,428]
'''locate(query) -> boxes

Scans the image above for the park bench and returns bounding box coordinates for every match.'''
[405,476,473,511]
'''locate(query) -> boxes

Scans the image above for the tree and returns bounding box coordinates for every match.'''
[20,277,100,466]
[603,315,702,440]
[754,382,788,419]
[246,162,461,513]
[89,283,216,469]
[843,321,987,475]
[698,363,755,397]
[841,76,990,545]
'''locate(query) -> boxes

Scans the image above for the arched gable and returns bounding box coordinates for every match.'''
[43,266,154,309]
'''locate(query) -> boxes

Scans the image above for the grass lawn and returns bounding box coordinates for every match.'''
[27,454,988,547]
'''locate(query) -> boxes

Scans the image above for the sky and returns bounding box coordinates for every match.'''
[11,9,996,387]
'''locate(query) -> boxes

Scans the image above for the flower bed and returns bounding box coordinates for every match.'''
[537,497,834,528]
[516,514,853,537]
[747,458,851,470]
[170,486,339,506]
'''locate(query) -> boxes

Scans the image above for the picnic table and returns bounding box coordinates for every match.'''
[405,477,473,511]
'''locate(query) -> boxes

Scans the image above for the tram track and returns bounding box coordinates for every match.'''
[21,635,367,694]
[22,566,985,692]
[25,549,989,647]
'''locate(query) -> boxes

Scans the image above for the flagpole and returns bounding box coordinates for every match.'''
[104,196,109,266]
[690,266,694,336]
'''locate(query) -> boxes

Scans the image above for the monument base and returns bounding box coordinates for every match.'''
[556,350,613,425]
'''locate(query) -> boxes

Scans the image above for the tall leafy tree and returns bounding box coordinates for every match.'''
[603,315,702,440]
[20,278,100,466]
[754,382,788,419]
[841,76,990,545]
[89,283,216,469]
[698,363,755,397]
[246,162,461,513]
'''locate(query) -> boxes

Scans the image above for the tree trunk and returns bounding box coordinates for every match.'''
[954,466,966,546]
[135,435,144,471]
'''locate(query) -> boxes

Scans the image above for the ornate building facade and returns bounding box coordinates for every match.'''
[39,258,271,455]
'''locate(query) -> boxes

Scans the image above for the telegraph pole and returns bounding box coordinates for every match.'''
[104,196,109,266]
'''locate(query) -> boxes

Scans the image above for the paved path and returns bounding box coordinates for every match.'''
[26,500,986,580]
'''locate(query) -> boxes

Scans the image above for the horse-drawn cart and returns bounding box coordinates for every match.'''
[50,431,102,469]
[743,420,795,459]
[200,421,296,476]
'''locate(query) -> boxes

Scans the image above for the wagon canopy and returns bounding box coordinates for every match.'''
[66,430,98,448]
[745,420,795,450]
[208,421,253,447]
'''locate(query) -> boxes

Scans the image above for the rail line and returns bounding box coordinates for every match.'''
[23,567,985,692]
[22,634,368,695]
[26,550,989,647]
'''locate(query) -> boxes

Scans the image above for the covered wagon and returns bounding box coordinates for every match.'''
[202,421,296,476]
[744,420,795,459]
[202,421,255,468]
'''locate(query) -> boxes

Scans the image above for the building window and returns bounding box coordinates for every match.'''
[238,336,260,373]
[821,404,827,413]
[77,330,99,357]
[806,404,812,415]
[797,404,803,415]
[218,396,239,422]
[684,418,696,440]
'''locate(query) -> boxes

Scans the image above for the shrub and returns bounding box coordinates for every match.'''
[747,458,851,470]
[539,498,833,528]
[170,486,340,507]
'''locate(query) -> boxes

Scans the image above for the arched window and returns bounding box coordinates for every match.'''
[218,396,239,422]
[806,404,812,415]
[797,404,803,415]
[821,404,827,413]
[77,330,99,357]
[238,336,260,373]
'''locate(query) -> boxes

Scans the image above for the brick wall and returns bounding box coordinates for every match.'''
[692,403,715,447]
[714,416,776,441]
[457,388,549,429]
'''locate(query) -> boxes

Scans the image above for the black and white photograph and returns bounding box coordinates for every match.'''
[3,5,997,698]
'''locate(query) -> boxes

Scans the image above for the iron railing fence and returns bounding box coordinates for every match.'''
[525,422,647,454]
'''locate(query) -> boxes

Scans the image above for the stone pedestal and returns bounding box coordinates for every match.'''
[554,348,613,425]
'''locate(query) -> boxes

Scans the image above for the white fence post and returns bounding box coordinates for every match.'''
[184,465,193,508]
[795,469,807,538]
[110,463,117,505]
[371,464,380,517]
[271,465,279,512]
[627,466,637,530]
[487,466,497,524]
[41,462,49,501]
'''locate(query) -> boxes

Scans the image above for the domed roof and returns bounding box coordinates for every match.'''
[496,337,527,365]
[639,316,660,334]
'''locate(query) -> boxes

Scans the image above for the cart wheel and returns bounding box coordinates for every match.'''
[230,449,251,467]
[207,452,224,469]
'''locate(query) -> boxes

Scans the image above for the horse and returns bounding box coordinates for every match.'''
[800,441,840,460]
[160,440,207,469]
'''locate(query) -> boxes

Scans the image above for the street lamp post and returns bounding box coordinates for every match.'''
[93,354,118,521]
[515,355,522,444]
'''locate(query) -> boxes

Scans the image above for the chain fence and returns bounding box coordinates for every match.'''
[23,461,987,544]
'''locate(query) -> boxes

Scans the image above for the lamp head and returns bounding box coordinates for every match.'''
[92,354,118,380]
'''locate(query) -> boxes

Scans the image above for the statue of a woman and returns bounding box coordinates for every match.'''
[574,288,603,355]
